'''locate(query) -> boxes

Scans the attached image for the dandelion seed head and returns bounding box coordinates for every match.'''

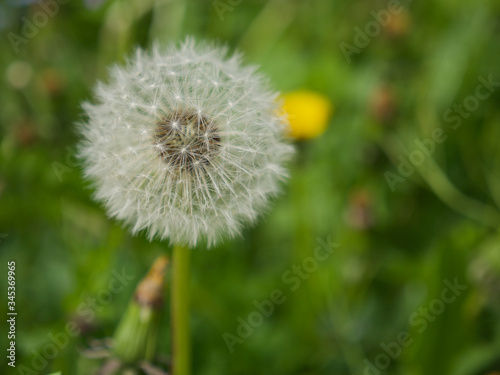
[78,38,293,247]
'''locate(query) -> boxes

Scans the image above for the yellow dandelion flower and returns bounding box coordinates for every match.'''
[282,90,333,140]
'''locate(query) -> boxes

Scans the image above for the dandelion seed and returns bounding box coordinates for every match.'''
[78,38,293,247]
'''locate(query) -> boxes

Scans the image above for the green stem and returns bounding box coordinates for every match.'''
[171,244,191,375]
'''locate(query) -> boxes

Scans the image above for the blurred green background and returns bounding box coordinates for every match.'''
[1,0,500,374]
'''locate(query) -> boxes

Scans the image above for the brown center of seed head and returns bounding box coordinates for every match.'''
[154,109,221,170]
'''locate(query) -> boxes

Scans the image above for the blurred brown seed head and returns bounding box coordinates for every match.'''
[40,67,66,95]
[369,84,397,124]
[385,9,412,38]
[15,119,38,148]
[344,188,374,230]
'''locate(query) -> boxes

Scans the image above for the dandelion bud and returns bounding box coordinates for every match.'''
[113,256,169,364]
[78,38,293,247]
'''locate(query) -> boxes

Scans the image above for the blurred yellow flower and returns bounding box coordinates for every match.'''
[282,90,333,140]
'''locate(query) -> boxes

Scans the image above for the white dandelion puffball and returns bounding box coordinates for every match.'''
[79,39,293,248]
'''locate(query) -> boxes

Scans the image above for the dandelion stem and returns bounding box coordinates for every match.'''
[171,244,191,375]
